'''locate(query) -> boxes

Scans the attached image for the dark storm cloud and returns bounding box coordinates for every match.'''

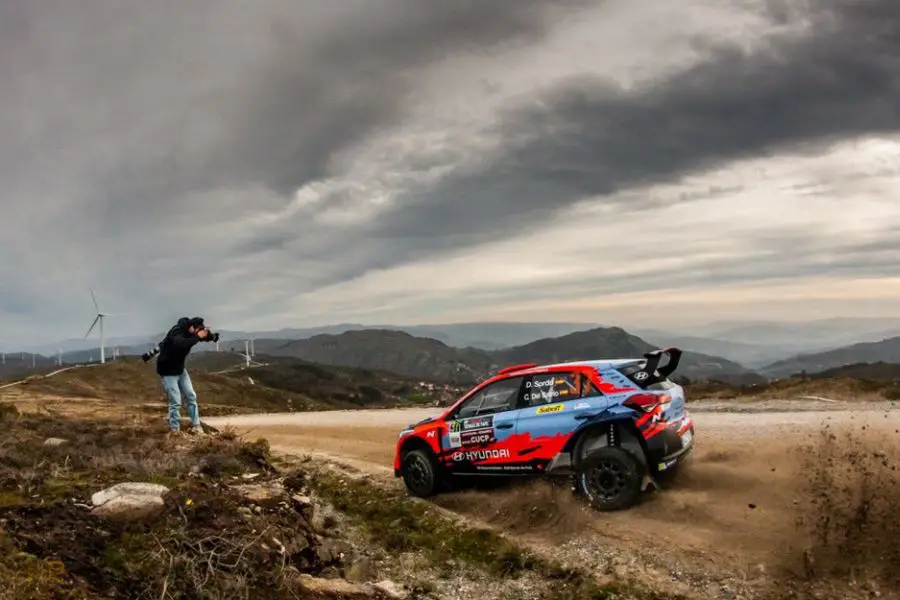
[219,0,900,298]
[4,0,900,344]
[0,0,591,342]
[354,0,900,270]
[0,0,586,240]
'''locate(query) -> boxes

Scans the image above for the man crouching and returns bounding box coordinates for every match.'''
[151,317,219,436]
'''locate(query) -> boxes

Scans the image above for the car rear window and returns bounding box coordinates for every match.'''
[616,362,676,391]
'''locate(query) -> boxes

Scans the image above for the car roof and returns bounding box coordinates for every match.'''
[504,358,644,377]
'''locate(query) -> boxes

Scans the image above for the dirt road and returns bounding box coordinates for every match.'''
[206,405,900,598]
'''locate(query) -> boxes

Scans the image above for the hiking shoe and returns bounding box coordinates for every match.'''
[167,429,186,439]
[188,425,205,436]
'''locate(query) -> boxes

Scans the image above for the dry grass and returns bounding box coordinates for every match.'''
[0,404,340,600]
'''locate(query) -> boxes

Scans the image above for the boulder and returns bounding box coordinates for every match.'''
[91,494,165,522]
[89,481,170,523]
[91,482,170,507]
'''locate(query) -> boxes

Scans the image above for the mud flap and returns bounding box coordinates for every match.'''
[641,473,658,492]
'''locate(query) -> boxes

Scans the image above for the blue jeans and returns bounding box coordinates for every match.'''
[160,370,200,431]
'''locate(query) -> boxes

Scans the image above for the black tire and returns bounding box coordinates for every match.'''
[575,447,644,512]
[400,449,442,498]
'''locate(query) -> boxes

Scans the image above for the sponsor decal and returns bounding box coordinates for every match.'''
[475,464,534,472]
[449,431,462,448]
[463,415,493,430]
[574,402,590,410]
[526,377,555,389]
[449,415,494,432]
[535,403,564,415]
[460,429,493,446]
[426,430,435,438]
[633,371,649,381]
[451,448,510,461]
[524,389,560,402]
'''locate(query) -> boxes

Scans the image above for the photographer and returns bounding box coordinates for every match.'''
[144,317,219,436]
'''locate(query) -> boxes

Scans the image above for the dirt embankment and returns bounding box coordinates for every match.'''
[1,402,681,600]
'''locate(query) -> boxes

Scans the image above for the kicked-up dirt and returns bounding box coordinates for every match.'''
[208,403,900,599]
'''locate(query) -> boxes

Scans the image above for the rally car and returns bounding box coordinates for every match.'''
[393,348,694,511]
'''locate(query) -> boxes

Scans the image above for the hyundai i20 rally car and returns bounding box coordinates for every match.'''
[393,348,694,511]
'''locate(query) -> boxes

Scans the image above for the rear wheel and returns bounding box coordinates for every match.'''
[575,447,643,511]
[400,449,442,498]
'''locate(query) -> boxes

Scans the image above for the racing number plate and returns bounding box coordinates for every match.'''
[681,429,693,448]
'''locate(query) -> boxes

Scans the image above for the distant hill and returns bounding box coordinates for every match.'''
[13,355,450,414]
[494,327,764,385]
[810,361,900,382]
[760,336,900,379]
[631,329,802,368]
[255,330,497,384]
[687,361,900,403]
[10,321,603,356]
[220,321,600,351]
[691,318,900,351]
[257,326,763,385]
[0,353,58,381]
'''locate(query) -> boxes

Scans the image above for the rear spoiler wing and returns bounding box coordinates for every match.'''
[642,347,683,378]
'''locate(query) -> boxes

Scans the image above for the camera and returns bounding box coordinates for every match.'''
[200,327,220,343]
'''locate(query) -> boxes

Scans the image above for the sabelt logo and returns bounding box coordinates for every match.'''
[536,403,564,415]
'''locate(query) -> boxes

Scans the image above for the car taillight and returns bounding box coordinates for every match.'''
[623,393,669,412]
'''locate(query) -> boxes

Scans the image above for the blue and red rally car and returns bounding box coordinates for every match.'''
[393,348,694,511]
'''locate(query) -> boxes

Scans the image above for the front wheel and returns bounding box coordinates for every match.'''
[575,447,643,511]
[400,449,442,498]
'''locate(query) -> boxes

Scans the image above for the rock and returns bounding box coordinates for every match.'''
[91,494,165,522]
[346,556,377,583]
[238,506,253,517]
[297,574,383,599]
[316,539,351,565]
[43,437,68,446]
[241,472,261,480]
[91,482,170,507]
[373,581,405,599]
[233,481,285,505]
[292,494,312,507]
[310,508,328,533]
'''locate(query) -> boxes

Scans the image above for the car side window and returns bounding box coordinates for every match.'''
[455,377,524,419]
[524,372,597,406]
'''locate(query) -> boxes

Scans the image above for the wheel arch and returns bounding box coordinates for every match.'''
[399,434,437,459]
[566,417,649,471]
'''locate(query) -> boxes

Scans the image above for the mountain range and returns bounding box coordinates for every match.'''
[250,326,764,385]
[5,319,900,384]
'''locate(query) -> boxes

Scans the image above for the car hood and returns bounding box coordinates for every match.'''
[406,416,435,429]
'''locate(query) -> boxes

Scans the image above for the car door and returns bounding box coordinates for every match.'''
[441,376,526,474]
[513,370,608,471]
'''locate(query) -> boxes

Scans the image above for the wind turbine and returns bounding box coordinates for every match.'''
[84,288,124,364]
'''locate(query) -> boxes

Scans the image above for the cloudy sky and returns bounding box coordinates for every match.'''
[2,0,900,347]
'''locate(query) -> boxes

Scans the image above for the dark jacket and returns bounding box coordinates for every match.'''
[156,317,204,376]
